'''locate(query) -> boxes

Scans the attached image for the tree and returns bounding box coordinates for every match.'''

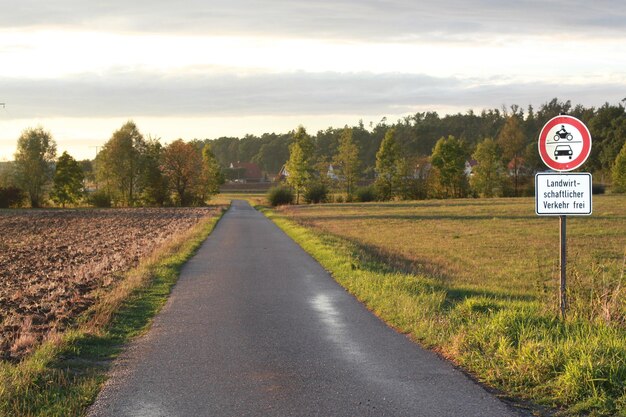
[470,138,507,197]
[14,127,57,207]
[0,186,24,208]
[79,159,94,187]
[51,151,84,207]
[612,141,626,193]
[587,103,626,179]
[598,116,626,178]
[333,127,361,200]
[138,137,168,206]
[285,142,309,204]
[395,157,417,200]
[0,161,17,188]
[284,126,316,204]
[430,135,468,198]
[161,139,203,206]
[315,127,341,162]
[536,98,572,121]
[292,125,315,163]
[96,121,146,206]
[202,144,222,199]
[523,141,544,175]
[375,128,400,200]
[497,116,527,196]
[252,134,291,174]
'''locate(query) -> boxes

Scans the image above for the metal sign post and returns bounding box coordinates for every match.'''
[559,215,566,318]
[536,115,592,319]
[536,172,591,317]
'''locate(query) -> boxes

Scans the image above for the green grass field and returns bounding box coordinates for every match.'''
[267,195,626,416]
[280,196,625,317]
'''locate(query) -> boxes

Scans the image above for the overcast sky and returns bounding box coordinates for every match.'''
[1,0,625,160]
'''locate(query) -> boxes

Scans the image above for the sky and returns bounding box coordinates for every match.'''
[1,1,625,160]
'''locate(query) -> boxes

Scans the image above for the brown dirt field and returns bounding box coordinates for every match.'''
[0,207,220,361]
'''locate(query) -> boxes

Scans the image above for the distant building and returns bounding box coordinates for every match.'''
[228,162,263,183]
[327,164,340,181]
[414,161,432,180]
[465,159,478,177]
[507,156,528,177]
[277,164,289,181]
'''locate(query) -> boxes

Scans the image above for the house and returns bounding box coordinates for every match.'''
[413,157,432,180]
[464,159,478,177]
[277,163,341,182]
[277,164,289,181]
[327,164,340,181]
[507,156,527,177]
[228,162,263,183]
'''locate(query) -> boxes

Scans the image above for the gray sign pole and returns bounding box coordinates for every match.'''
[537,115,592,320]
[559,215,567,318]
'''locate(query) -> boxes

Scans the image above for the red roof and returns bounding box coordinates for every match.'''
[507,156,525,170]
[230,162,262,180]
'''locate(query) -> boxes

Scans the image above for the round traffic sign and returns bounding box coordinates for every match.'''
[538,115,592,171]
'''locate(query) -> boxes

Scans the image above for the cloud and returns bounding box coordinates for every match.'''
[1,70,623,120]
[2,0,625,40]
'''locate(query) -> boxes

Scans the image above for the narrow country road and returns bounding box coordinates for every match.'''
[87,200,524,417]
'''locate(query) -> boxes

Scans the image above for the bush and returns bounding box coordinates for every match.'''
[88,190,112,208]
[592,183,606,195]
[355,186,376,202]
[304,183,328,204]
[0,187,25,208]
[267,186,294,206]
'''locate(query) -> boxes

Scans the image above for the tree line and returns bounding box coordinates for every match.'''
[0,121,222,208]
[274,98,626,203]
[210,99,626,185]
[1,98,626,208]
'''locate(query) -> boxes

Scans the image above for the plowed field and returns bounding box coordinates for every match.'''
[0,207,220,361]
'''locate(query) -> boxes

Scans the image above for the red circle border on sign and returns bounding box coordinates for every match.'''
[538,115,592,171]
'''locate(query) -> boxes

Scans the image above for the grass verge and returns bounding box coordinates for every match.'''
[0,208,225,417]
[261,206,626,417]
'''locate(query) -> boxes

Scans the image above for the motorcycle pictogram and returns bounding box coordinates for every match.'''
[553,125,573,141]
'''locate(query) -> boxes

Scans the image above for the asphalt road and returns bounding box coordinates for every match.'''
[87,200,525,417]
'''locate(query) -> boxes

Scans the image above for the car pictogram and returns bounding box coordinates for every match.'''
[554,144,573,160]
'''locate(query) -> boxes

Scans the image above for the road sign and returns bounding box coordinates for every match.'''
[536,172,592,215]
[538,115,592,171]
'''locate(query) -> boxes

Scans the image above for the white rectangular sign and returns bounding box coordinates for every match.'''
[535,173,592,215]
